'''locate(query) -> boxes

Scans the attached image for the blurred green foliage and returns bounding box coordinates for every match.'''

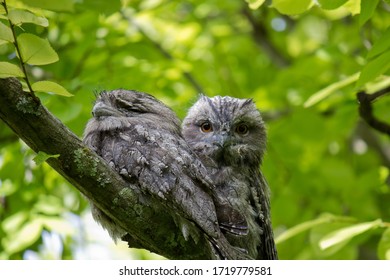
[0,0,390,259]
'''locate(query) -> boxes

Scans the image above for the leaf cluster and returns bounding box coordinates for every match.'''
[0,0,71,96]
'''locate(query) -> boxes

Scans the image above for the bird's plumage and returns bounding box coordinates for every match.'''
[83,89,250,259]
[182,95,278,259]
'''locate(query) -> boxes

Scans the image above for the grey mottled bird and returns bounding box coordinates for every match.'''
[182,95,278,260]
[83,89,250,259]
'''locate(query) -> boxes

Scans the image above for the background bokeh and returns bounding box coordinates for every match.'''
[1,0,390,259]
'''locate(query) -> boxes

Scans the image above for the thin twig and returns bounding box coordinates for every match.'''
[2,0,38,102]
[365,86,390,102]
[357,85,390,136]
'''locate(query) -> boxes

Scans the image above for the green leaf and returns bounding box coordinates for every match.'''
[357,50,390,87]
[343,0,361,15]
[0,179,17,196]
[245,0,266,9]
[5,219,43,254]
[19,0,74,12]
[34,195,63,215]
[32,81,73,97]
[359,0,380,26]
[40,216,75,235]
[33,151,60,165]
[310,221,357,257]
[272,0,313,15]
[378,228,390,260]
[304,72,359,107]
[2,211,28,233]
[8,9,49,27]
[17,33,59,65]
[275,214,334,244]
[319,219,383,250]
[0,62,25,78]
[317,0,348,10]
[367,28,390,59]
[0,21,14,42]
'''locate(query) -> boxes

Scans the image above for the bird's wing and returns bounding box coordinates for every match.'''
[215,201,249,235]
[251,170,278,260]
[97,121,221,240]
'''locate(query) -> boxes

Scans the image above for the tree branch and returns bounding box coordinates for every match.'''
[357,86,390,136]
[0,77,212,259]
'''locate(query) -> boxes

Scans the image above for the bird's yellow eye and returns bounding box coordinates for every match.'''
[235,124,249,135]
[200,121,213,133]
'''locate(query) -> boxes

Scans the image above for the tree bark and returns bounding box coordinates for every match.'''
[0,77,211,259]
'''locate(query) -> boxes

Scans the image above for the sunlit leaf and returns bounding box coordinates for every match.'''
[17,33,59,65]
[2,212,28,233]
[272,0,313,15]
[379,166,390,183]
[41,217,75,235]
[359,0,380,26]
[310,221,357,257]
[33,151,60,166]
[34,198,63,216]
[0,61,25,78]
[317,0,348,10]
[319,219,383,250]
[245,0,266,9]
[357,50,390,87]
[364,76,390,94]
[304,72,359,107]
[0,179,17,196]
[32,81,73,97]
[343,0,361,15]
[8,9,49,27]
[5,219,43,254]
[275,214,334,244]
[19,0,74,12]
[378,228,390,260]
[0,21,14,42]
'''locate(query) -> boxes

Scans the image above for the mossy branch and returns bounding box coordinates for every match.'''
[0,77,212,259]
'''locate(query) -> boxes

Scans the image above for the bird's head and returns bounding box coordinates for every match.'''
[91,89,181,133]
[182,95,266,167]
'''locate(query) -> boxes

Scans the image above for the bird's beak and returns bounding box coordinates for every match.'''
[93,101,123,117]
[213,132,229,148]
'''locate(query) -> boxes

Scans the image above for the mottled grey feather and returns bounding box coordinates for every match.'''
[83,89,250,259]
[182,95,278,260]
